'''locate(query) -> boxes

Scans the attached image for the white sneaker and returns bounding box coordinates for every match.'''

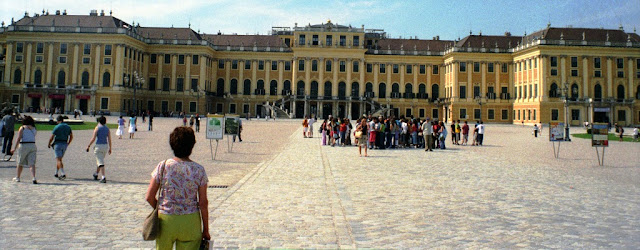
[12,177,20,182]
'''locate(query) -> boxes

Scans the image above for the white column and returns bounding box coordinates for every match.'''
[93,44,101,87]
[24,43,33,83]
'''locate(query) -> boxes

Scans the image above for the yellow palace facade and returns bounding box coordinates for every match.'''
[1,11,640,125]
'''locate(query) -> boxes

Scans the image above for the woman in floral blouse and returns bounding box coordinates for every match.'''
[145,127,209,249]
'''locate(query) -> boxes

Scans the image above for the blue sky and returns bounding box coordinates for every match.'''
[3,0,639,40]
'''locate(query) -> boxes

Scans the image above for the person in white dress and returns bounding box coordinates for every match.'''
[116,116,125,139]
[128,115,137,139]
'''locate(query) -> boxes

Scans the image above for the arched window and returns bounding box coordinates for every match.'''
[283,80,291,95]
[338,82,346,98]
[378,82,386,98]
[297,80,305,95]
[34,69,42,84]
[617,84,625,101]
[269,80,277,95]
[365,82,374,97]
[216,78,224,97]
[419,83,427,99]
[594,84,602,100]
[57,70,66,88]
[243,79,251,95]
[230,79,238,94]
[549,82,558,97]
[13,68,22,84]
[431,84,440,100]
[391,83,400,98]
[404,83,413,98]
[81,71,90,86]
[102,72,111,87]
[351,82,359,97]
[310,81,319,97]
[256,80,264,95]
[324,81,332,97]
[571,83,579,99]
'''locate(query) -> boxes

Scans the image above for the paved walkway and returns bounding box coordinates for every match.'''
[209,126,640,248]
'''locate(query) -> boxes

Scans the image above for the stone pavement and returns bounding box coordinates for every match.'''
[1,119,640,248]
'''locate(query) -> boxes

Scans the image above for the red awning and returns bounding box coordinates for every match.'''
[76,95,91,100]
[27,93,42,98]
[48,94,65,100]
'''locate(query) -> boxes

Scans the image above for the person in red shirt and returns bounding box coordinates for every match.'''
[461,121,470,145]
[339,121,347,146]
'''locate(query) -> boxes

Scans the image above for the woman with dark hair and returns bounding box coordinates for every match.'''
[356,118,369,157]
[86,116,112,183]
[145,127,209,249]
[10,116,38,184]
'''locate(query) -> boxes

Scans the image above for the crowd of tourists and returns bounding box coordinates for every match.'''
[302,115,487,156]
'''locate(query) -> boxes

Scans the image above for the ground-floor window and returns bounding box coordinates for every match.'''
[216,103,223,113]
[571,109,580,121]
[488,109,495,120]
[617,110,626,122]
[189,101,197,113]
[229,103,236,114]
[517,110,521,120]
[551,109,559,121]
[474,109,481,120]
[513,110,516,120]
[419,108,425,118]
[100,98,109,110]
[243,104,249,114]
[175,101,183,112]
[527,109,531,120]
[459,108,467,119]
[502,109,508,120]
[405,108,412,118]
[533,109,537,120]
[432,109,439,119]
[12,94,20,105]
[161,101,168,112]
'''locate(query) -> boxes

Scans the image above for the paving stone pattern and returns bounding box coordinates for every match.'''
[1,117,639,248]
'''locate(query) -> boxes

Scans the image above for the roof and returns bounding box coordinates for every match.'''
[14,14,128,28]
[372,39,454,52]
[137,27,202,40]
[202,34,288,47]
[523,27,640,43]
[455,35,523,49]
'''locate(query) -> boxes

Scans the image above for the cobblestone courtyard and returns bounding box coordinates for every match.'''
[1,116,639,248]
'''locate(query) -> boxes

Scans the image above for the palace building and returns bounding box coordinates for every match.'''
[1,10,639,125]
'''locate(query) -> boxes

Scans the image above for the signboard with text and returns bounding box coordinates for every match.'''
[206,115,225,140]
[591,123,609,147]
[549,122,564,141]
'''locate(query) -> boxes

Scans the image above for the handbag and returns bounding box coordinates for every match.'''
[142,160,166,241]
[355,131,362,139]
[200,239,211,250]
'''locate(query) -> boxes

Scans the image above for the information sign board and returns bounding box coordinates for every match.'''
[549,122,564,141]
[206,115,225,140]
[591,123,609,147]
[224,115,240,135]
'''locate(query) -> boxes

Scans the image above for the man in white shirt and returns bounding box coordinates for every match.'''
[633,126,639,142]
[477,121,485,146]
[308,116,316,138]
[421,118,433,151]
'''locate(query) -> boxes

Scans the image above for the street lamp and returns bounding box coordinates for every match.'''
[475,95,484,121]
[561,82,571,141]
[124,71,145,115]
[190,87,205,114]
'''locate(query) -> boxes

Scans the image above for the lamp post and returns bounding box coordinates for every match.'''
[562,82,571,141]
[475,95,484,121]
[124,71,144,115]
[190,87,205,114]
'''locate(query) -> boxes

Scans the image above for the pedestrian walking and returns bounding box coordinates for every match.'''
[302,116,309,138]
[533,124,539,138]
[86,116,112,183]
[195,114,201,132]
[1,111,17,156]
[189,115,195,128]
[618,125,624,141]
[148,112,154,131]
[10,116,38,184]
[128,115,137,139]
[355,118,369,157]
[145,127,210,249]
[116,116,125,139]
[422,118,433,151]
[633,126,638,142]
[48,115,73,180]
[477,121,485,145]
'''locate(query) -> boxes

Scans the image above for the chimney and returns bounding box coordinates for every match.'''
[90,10,97,16]
[436,35,440,40]
[100,10,105,16]
[504,31,511,37]
[63,9,67,15]
[55,10,61,15]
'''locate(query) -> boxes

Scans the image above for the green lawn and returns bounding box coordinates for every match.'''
[13,122,118,131]
[572,133,639,143]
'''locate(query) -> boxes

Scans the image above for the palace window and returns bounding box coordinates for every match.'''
[594,57,601,68]
[164,54,171,64]
[459,109,467,119]
[298,60,304,71]
[272,61,278,71]
[380,64,386,73]
[571,56,578,67]
[551,69,558,76]
[326,35,332,46]
[353,36,360,46]
[340,61,346,72]
[420,65,426,74]
[299,35,305,45]
[36,43,44,54]
[15,55,23,62]
[176,78,184,92]
[474,62,480,72]
[58,56,67,64]
[258,60,264,70]
[550,56,557,67]
[104,45,112,55]
[60,43,67,54]
[571,69,578,76]
[367,63,372,73]
[218,59,225,69]
[245,60,251,70]
[433,65,439,74]
[162,77,170,91]
[617,58,624,68]
[460,62,466,72]
[192,55,199,65]
[285,61,291,71]
[393,64,399,74]
[353,61,359,72]
[488,63,494,73]
[84,44,91,55]
[326,60,332,72]
[340,35,346,46]
[312,35,319,46]
[148,77,156,90]
[151,54,157,64]
[474,109,481,119]
[178,55,185,65]
[312,60,318,72]
[82,57,90,64]
[232,60,238,69]
[406,65,412,74]
[595,70,601,77]
[551,109,559,121]
[459,86,467,99]
[501,109,508,120]
[501,63,508,73]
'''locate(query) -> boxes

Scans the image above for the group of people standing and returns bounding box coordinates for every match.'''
[5,115,112,184]
[308,114,487,156]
